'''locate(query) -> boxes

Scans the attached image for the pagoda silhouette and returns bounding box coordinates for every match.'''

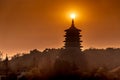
[54,16,87,74]
[64,17,82,51]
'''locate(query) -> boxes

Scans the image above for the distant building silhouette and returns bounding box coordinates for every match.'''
[64,18,82,51]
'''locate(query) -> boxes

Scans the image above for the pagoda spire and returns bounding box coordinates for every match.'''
[70,14,75,27]
[71,18,75,27]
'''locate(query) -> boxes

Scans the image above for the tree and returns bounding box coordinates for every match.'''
[0,51,3,61]
[11,53,21,60]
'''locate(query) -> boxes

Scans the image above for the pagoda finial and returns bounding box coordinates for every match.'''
[70,14,75,27]
[72,18,75,26]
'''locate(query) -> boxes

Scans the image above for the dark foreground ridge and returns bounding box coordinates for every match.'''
[5,68,120,80]
[0,48,120,80]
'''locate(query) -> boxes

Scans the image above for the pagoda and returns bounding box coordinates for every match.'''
[54,14,87,73]
[64,15,82,51]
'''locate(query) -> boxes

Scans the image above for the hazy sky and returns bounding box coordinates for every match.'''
[0,0,120,56]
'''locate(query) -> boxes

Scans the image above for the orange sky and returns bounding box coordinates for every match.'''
[0,0,120,56]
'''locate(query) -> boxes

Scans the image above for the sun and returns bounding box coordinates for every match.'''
[70,13,76,19]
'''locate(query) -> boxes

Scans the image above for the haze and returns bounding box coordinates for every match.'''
[0,0,120,56]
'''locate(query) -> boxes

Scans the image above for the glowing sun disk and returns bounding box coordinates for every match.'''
[70,14,76,19]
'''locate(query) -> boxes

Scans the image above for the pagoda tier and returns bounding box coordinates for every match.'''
[64,19,82,50]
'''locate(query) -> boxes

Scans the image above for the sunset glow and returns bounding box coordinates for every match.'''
[0,1,120,79]
[0,0,120,56]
